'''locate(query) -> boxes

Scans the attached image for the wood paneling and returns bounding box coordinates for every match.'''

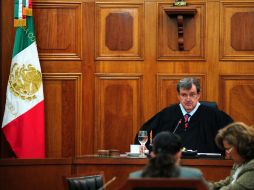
[231,12,254,51]
[95,73,143,153]
[74,157,233,190]
[106,12,133,51]
[0,158,233,190]
[0,159,72,190]
[220,2,254,60]
[33,1,82,60]
[43,73,82,158]
[219,75,254,125]
[157,2,205,60]
[1,0,254,159]
[95,3,144,60]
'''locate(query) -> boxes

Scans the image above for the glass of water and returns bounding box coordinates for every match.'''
[138,131,148,157]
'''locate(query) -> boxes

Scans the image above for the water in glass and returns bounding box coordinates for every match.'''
[138,131,148,157]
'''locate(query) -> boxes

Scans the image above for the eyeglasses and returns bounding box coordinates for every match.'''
[225,146,234,154]
[179,93,198,100]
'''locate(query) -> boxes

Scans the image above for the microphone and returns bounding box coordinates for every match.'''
[173,119,182,134]
[98,176,116,190]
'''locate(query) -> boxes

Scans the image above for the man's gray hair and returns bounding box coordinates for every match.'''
[176,77,200,93]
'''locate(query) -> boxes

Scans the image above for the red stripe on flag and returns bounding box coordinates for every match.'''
[29,0,32,8]
[2,101,45,158]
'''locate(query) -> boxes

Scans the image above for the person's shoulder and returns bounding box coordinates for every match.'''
[199,104,218,113]
[179,166,203,178]
[244,159,254,169]
[160,103,179,113]
[249,159,254,165]
[129,170,143,178]
[143,104,179,123]
[199,104,232,119]
[196,105,219,119]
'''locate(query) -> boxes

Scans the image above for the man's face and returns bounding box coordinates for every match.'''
[177,84,200,113]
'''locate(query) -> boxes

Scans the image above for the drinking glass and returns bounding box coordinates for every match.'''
[138,131,148,157]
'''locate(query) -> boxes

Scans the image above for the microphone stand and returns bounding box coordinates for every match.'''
[173,119,182,134]
[97,176,116,190]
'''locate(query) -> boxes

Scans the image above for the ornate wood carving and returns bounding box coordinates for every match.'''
[158,3,205,60]
[164,7,197,51]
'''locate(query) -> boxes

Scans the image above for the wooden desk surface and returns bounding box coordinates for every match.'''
[74,155,234,166]
[0,157,233,190]
[73,156,233,190]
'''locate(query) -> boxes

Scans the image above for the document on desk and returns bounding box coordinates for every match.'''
[197,153,222,158]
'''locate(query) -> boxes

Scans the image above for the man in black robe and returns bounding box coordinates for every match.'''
[135,77,233,153]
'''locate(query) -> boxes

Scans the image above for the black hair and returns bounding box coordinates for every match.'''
[141,131,183,177]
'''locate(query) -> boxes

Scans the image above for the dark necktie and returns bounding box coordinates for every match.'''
[184,114,190,130]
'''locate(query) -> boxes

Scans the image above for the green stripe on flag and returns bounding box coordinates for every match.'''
[12,16,36,57]
[14,0,20,19]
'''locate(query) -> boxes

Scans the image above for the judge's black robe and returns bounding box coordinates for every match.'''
[134,104,233,153]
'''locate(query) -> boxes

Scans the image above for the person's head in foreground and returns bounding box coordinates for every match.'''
[215,122,254,165]
[209,122,254,190]
[177,77,201,113]
[142,131,183,177]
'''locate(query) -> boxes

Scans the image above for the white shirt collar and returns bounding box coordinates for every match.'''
[179,102,200,119]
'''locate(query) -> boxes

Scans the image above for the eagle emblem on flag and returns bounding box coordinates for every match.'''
[8,63,42,101]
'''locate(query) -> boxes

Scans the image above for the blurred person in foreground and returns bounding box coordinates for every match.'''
[130,131,207,183]
[209,122,254,190]
[134,77,233,153]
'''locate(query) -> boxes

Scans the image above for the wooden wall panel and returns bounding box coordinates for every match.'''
[157,2,205,60]
[220,2,254,61]
[231,12,254,51]
[219,75,254,125]
[43,73,82,158]
[1,0,254,159]
[95,3,144,60]
[33,1,82,60]
[0,158,232,190]
[157,74,206,111]
[95,74,142,153]
[0,159,72,190]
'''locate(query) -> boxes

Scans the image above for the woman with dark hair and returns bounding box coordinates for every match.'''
[129,131,204,178]
[209,122,254,190]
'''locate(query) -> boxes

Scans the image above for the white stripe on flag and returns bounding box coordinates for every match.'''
[1,42,44,127]
[18,0,23,19]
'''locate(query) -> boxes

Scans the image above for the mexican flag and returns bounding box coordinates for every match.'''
[1,0,45,158]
